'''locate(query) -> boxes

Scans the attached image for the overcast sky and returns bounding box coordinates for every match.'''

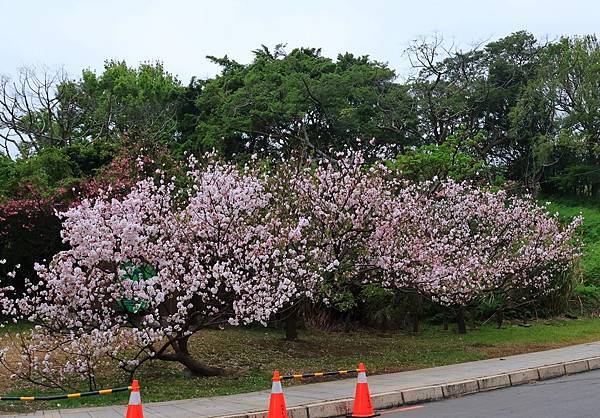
[1,0,598,82]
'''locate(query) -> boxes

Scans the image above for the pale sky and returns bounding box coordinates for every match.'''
[1,0,598,83]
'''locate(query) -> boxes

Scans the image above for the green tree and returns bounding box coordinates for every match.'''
[185,45,417,158]
[0,62,185,160]
[406,32,543,184]
[390,133,491,183]
[540,36,600,196]
[77,61,185,146]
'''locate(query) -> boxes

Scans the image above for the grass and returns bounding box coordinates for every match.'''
[546,195,600,284]
[3,318,600,413]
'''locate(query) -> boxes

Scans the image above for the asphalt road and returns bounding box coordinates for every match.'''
[383,368,600,418]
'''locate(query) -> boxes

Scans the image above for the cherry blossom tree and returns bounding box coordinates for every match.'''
[0,157,321,387]
[267,151,394,337]
[366,180,582,333]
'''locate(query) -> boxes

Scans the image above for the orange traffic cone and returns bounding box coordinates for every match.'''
[268,370,288,418]
[125,379,144,418]
[348,363,378,417]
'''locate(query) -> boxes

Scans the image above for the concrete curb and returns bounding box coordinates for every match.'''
[216,356,600,418]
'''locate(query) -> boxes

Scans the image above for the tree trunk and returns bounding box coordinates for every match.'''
[592,182,600,198]
[284,307,299,341]
[412,311,420,334]
[456,306,467,334]
[176,352,225,377]
[411,292,422,334]
[496,310,504,329]
[158,337,225,377]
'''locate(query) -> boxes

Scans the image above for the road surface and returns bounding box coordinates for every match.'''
[384,368,600,418]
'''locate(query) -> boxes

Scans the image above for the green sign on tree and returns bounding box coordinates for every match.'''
[117,261,156,314]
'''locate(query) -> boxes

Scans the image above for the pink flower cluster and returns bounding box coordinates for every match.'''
[366,181,582,305]
[269,152,394,309]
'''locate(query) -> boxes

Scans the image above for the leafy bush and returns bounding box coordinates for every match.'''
[572,284,600,312]
[0,154,138,293]
[388,134,493,183]
[549,164,600,197]
[0,141,119,200]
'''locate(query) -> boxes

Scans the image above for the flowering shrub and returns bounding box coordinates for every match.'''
[270,152,394,311]
[0,187,70,295]
[366,180,582,332]
[0,153,582,387]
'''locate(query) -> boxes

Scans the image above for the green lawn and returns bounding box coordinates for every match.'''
[546,196,600,284]
[2,318,600,413]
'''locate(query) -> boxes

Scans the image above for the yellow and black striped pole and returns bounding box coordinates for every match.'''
[281,368,360,380]
[0,369,361,401]
[0,386,132,401]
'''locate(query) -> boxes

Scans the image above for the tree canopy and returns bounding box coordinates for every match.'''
[1,33,599,197]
